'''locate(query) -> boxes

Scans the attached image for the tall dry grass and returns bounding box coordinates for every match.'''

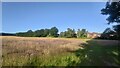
[1,36,119,66]
[1,36,84,66]
[2,36,84,56]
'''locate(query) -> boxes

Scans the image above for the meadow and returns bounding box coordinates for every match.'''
[1,36,119,66]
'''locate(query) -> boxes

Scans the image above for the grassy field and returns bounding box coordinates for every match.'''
[1,36,120,66]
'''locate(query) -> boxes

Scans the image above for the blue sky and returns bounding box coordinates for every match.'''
[2,2,111,33]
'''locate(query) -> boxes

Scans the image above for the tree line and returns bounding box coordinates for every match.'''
[16,27,87,38]
[16,27,58,37]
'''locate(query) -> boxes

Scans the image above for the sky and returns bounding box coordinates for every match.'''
[2,2,112,33]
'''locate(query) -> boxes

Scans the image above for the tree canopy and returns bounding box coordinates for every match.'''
[101,1,120,40]
[49,27,58,37]
[101,1,120,24]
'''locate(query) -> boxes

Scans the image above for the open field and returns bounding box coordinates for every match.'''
[1,36,120,66]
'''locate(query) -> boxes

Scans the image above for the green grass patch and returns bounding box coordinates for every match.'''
[74,40,119,66]
[25,53,80,66]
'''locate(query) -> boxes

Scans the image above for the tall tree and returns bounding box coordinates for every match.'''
[44,29,50,37]
[80,29,87,38]
[34,30,41,37]
[65,28,71,38]
[101,1,120,40]
[101,1,120,24]
[39,29,45,37]
[49,27,58,37]
[26,30,34,37]
[65,28,76,38]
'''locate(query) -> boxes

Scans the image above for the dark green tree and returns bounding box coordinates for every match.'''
[49,27,58,37]
[101,1,120,24]
[65,28,76,38]
[101,1,120,40]
[44,29,50,37]
[26,30,34,37]
[80,29,87,38]
[34,30,41,37]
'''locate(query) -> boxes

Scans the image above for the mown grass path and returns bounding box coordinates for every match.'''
[74,40,119,66]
